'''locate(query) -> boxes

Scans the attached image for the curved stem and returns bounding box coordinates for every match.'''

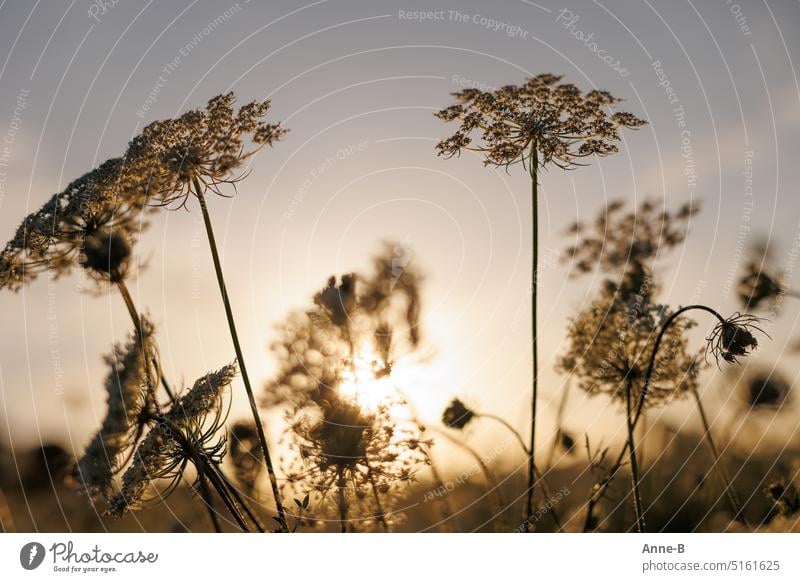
[583,304,726,531]
[193,180,287,531]
[478,413,563,531]
[479,413,531,456]
[430,427,507,532]
[690,387,747,524]
[625,380,645,532]
[526,145,540,527]
[393,386,456,531]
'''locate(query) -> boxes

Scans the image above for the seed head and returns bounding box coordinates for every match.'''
[707,313,765,365]
[435,74,646,170]
[127,92,287,208]
[105,363,237,517]
[442,398,475,430]
[557,286,701,408]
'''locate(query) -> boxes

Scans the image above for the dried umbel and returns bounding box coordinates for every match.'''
[265,242,424,408]
[73,318,159,497]
[284,393,428,530]
[564,199,699,297]
[106,363,237,517]
[0,157,153,290]
[126,92,287,208]
[435,74,646,170]
[442,398,475,430]
[706,313,765,365]
[557,287,701,408]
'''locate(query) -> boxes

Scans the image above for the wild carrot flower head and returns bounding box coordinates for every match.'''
[265,242,424,407]
[442,398,475,430]
[0,157,151,291]
[435,74,646,170]
[106,362,237,517]
[706,313,765,365]
[284,393,428,529]
[127,92,287,208]
[557,286,701,408]
[73,318,159,497]
[563,199,699,296]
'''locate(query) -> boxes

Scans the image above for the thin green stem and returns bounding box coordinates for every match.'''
[193,179,287,531]
[525,145,540,527]
[691,387,747,525]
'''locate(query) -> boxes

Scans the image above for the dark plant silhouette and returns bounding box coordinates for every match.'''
[435,74,646,526]
[126,92,289,528]
[560,201,764,532]
[265,243,430,531]
[564,198,699,298]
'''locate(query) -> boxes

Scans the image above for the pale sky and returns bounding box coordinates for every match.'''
[1,0,799,470]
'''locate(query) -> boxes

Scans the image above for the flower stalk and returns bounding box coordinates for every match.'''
[193,178,287,531]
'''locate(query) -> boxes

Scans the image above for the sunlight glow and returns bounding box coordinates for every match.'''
[338,345,398,410]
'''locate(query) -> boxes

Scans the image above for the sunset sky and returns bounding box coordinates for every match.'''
[1,0,799,474]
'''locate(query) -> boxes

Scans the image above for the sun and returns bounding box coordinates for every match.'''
[338,345,398,410]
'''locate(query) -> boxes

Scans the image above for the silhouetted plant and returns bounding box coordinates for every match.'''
[0,156,155,292]
[126,92,289,528]
[106,364,239,527]
[560,201,764,532]
[435,74,646,524]
[73,319,159,497]
[284,394,427,532]
[440,397,563,530]
[265,244,430,531]
[564,198,698,297]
